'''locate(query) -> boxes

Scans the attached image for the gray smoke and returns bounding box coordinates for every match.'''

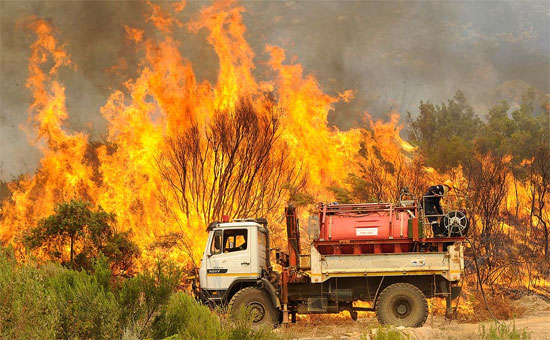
[1,0,549,179]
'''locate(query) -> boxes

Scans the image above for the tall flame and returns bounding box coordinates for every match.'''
[1,1,544,278]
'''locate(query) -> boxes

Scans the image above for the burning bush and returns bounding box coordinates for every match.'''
[158,99,302,226]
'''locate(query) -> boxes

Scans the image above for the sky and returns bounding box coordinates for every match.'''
[0,0,549,180]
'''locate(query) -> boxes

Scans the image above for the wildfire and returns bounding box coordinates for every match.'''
[0,1,365,266]
[0,0,544,279]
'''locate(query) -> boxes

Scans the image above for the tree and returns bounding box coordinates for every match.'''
[23,200,140,275]
[158,99,302,226]
[477,89,550,259]
[407,91,481,171]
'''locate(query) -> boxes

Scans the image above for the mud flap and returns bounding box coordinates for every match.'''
[260,278,281,309]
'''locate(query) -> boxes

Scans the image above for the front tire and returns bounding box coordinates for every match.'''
[375,283,428,327]
[228,287,279,327]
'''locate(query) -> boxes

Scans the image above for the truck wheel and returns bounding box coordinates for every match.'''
[375,283,428,327]
[228,287,279,327]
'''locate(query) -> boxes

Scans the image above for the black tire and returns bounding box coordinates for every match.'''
[375,283,428,327]
[228,287,279,327]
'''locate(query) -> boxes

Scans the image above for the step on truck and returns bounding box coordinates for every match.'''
[195,198,466,327]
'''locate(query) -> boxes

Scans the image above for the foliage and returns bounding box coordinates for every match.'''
[479,322,531,340]
[23,199,140,275]
[0,247,120,340]
[117,259,182,338]
[407,90,481,171]
[405,88,550,286]
[221,306,279,340]
[152,292,223,339]
[0,247,58,340]
[46,259,121,340]
[0,247,280,340]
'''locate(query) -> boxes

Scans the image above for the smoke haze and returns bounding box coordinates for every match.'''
[1,0,549,179]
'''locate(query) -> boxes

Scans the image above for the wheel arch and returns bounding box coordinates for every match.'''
[259,278,281,310]
[223,279,258,304]
[371,274,452,305]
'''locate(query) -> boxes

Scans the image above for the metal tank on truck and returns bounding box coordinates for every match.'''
[193,191,468,327]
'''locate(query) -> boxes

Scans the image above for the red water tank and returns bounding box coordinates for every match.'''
[316,203,418,254]
[319,203,414,240]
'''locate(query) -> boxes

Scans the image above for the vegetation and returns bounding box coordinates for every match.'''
[479,322,531,340]
[23,200,140,276]
[363,326,411,340]
[157,99,303,226]
[0,247,279,340]
[332,88,549,289]
[407,89,550,287]
[407,91,482,171]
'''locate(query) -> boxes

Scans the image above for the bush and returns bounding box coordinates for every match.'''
[152,292,223,339]
[461,290,526,322]
[0,248,58,340]
[0,248,280,340]
[117,259,182,338]
[479,322,531,340]
[23,199,140,275]
[46,259,120,340]
[221,306,279,340]
[0,248,120,340]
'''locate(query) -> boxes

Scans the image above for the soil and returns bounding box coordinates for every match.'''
[277,295,550,340]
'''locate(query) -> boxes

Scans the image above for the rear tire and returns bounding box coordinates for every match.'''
[375,283,428,327]
[228,287,279,327]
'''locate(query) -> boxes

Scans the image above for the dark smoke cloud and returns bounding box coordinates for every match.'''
[1,0,549,179]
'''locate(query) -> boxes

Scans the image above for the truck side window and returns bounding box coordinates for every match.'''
[223,229,248,252]
[210,230,222,255]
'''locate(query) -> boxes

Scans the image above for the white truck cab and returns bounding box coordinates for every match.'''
[199,219,270,297]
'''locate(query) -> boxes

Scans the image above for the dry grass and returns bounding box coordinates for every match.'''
[276,313,377,339]
[458,291,526,322]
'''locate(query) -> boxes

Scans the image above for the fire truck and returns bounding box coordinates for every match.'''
[195,195,467,327]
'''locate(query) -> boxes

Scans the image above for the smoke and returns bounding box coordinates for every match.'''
[242,1,549,126]
[1,0,548,179]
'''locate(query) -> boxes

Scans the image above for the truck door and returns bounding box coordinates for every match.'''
[206,228,254,289]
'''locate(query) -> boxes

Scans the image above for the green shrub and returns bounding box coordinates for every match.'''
[46,261,120,340]
[152,292,223,339]
[0,248,280,340]
[221,306,279,340]
[0,248,58,340]
[479,321,531,340]
[117,259,182,338]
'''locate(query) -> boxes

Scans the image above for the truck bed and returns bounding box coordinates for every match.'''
[308,242,463,283]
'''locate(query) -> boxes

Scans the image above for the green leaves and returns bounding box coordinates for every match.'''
[23,199,140,275]
[407,90,481,171]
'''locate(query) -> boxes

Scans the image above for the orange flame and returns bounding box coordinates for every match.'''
[1,1,544,277]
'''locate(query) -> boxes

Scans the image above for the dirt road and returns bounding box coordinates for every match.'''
[278,311,550,340]
[409,311,550,340]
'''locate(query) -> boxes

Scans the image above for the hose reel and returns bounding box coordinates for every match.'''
[440,210,469,237]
